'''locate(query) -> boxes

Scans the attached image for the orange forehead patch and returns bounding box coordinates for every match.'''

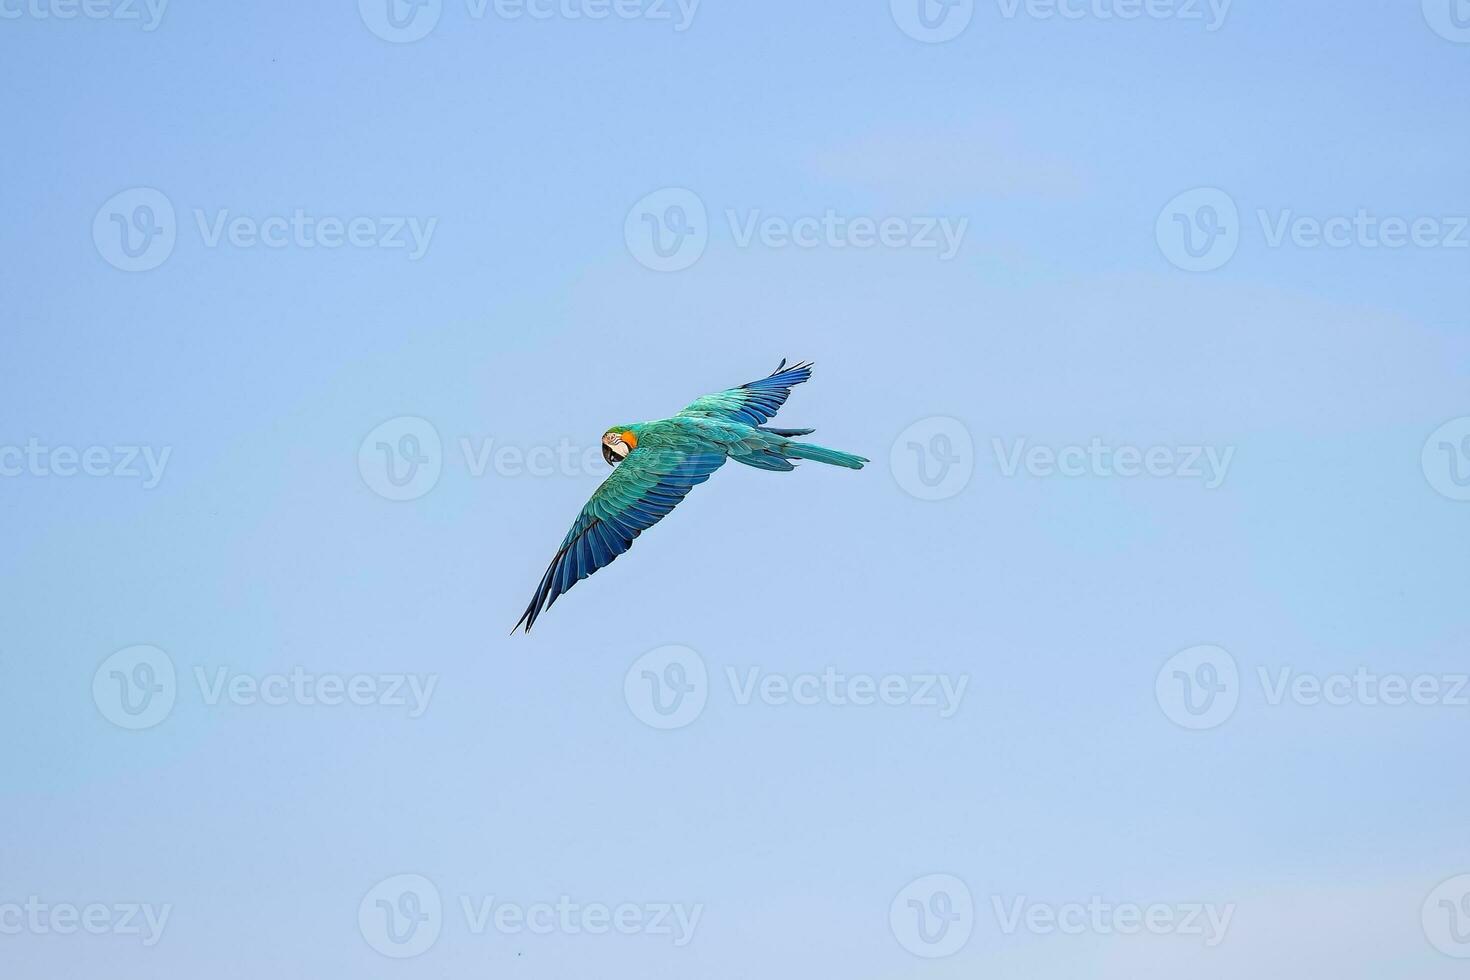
[620,430,638,449]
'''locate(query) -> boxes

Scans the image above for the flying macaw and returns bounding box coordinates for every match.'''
[513,360,867,633]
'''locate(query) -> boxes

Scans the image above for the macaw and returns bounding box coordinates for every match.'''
[513,360,866,633]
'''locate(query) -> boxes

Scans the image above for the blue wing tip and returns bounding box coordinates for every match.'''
[746,358,814,389]
[773,357,814,375]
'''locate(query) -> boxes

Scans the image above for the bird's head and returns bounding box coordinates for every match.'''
[601,428,638,466]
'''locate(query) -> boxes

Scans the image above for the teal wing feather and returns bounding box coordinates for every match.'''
[677,359,813,427]
[513,447,726,633]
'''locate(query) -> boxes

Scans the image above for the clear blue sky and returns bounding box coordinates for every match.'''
[3,1,1469,977]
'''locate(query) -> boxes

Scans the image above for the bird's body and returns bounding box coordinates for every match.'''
[513,360,866,633]
[608,416,866,473]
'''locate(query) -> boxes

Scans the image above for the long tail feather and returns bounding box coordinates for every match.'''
[784,441,867,469]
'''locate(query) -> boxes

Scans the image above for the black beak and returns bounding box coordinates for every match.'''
[603,444,619,466]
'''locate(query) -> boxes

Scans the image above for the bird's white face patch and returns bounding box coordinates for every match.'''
[602,432,631,466]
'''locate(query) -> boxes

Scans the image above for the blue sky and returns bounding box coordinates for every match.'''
[2,1,1469,977]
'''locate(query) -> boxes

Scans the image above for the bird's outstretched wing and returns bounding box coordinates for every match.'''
[677,359,813,427]
[513,447,726,633]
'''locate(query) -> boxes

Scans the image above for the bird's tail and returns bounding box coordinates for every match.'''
[784,441,868,469]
